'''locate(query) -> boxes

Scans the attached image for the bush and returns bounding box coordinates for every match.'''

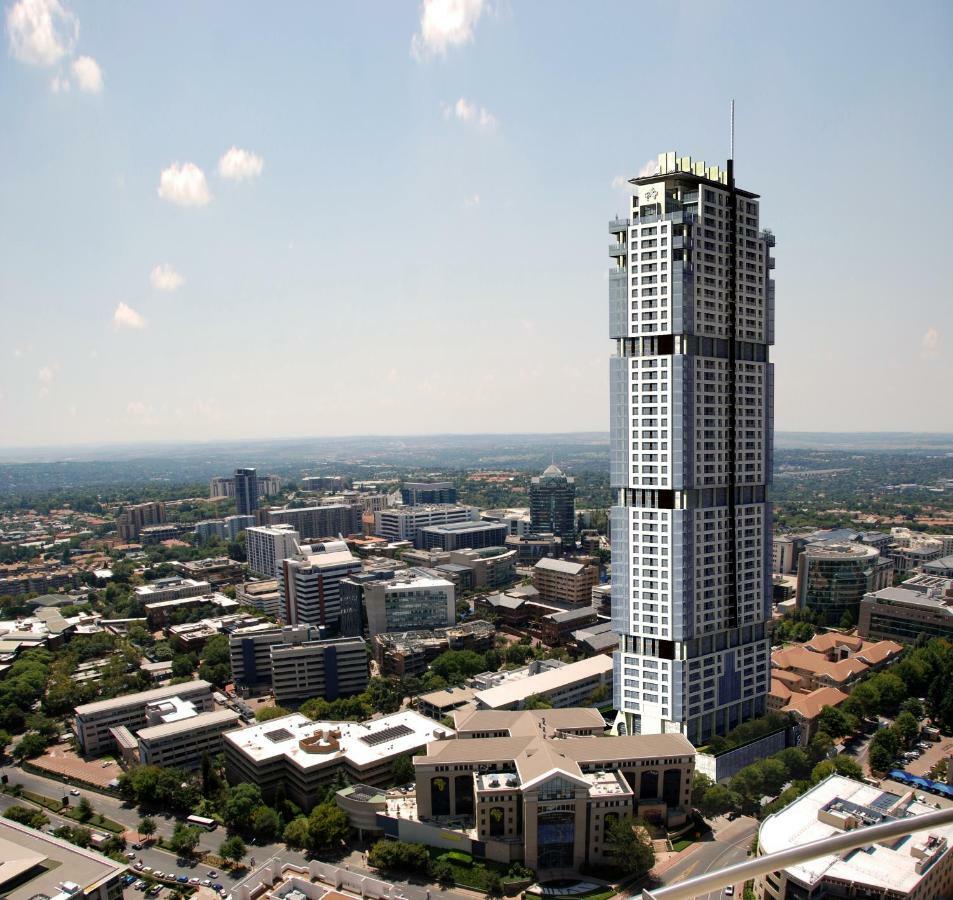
[368,840,431,875]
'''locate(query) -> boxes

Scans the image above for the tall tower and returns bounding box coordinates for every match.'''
[234,467,260,516]
[609,151,775,744]
[530,464,576,542]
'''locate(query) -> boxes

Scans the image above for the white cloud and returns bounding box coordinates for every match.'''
[113,302,145,330]
[411,0,485,59]
[49,73,69,92]
[464,193,480,207]
[611,174,630,190]
[150,263,184,292]
[6,0,78,66]
[70,54,102,92]
[37,365,54,385]
[217,146,264,181]
[157,162,211,207]
[921,327,940,360]
[444,97,497,132]
[638,157,659,177]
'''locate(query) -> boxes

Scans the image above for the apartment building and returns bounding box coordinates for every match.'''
[245,524,300,578]
[532,557,600,605]
[74,680,214,755]
[223,710,452,809]
[270,636,369,706]
[374,505,480,544]
[364,570,455,638]
[138,524,181,545]
[116,501,166,542]
[279,540,362,628]
[609,151,776,743]
[137,708,241,769]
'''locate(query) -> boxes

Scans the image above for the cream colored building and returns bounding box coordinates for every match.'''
[137,708,241,769]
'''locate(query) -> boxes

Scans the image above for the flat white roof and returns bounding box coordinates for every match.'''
[475,655,613,709]
[759,774,953,893]
[75,679,212,716]
[138,708,241,742]
[224,710,454,770]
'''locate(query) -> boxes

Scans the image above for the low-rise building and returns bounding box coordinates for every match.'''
[757,774,953,900]
[270,636,369,706]
[409,707,693,873]
[504,532,562,564]
[135,576,211,610]
[236,578,283,619]
[176,556,246,586]
[417,521,510,552]
[474,654,614,711]
[373,620,495,677]
[539,605,599,646]
[859,574,953,643]
[532,557,599,605]
[137,708,241,769]
[223,710,452,809]
[0,817,128,900]
[771,634,903,693]
[141,590,237,628]
[374,505,480,543]
[74,680,214,755]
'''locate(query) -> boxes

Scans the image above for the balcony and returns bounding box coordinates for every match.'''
[609,217,630,234]
[673,235,693,250]
[761,229,776,247]
[768,256,775,269]
[609,242,627,257]
[609,267,626,280]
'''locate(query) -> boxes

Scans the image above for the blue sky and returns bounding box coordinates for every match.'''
[1,0,951,447]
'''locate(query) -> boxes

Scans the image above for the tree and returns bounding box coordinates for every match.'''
[692,773,714,808]
[484,872,504,899]
[171,655,195,679]
[775,747,811,781]
[807,731,834,764]
[223,783,263,831]
[901,697,925,721]
[219,835,247,864]
[169,823,201,856]
[368,840,431,874]
[198,634,232,687]
[3,804,49,830]
[250,805,281,842]
[698,784,738,819]
[139,816,156,840]
[306,800,350,852]
[283,816,311,850]
[391,754,415,786]
[604,816,655,877]
[817,705,852,739]
[759,758,788,796]
[0,728,11,756]
[431,860,455,889]
[869,728,900,773]
[255,705,291,722]
[522,694,553,710]
[895,711,919,749]
[76,796,94,822]
[12,730,50,760]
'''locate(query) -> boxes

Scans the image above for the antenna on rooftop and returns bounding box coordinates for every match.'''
[730,99,735,161]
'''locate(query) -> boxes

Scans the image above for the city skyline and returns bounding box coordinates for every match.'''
[2,0,952,448]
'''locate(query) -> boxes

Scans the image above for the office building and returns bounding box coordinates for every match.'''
[0,817,128,900]
[401,480,458,506]
[265,504,362,541]
[74,680,213,755]
[138,523,181,545]
[757,775,953,900]
[374,505,480,543]
[529,464,576,541]
[279,540,362,628]
[924,555,953,578]
[176,555,246,586]
[482,508,532,537]
[234,467,260,516]
[223,710,451,809]
[236,579,283,619]
[417,520,509,552]
[505,532,562,563]
[301,475,352,492]
[270,636,369,706]
[609,151,776,743]
[246,524,301,578]
[230,623,322,690]
[407,708,694,872]
[224,514,257,539]
[116,501,166,542]
[474,654,613,711]
[195,519,226,543]
[858,574,953,643]
[364,570,455,637]
[210,473,281,500]
[533,557,600,605]
[796,542,892,626]
[539,606,600,647]
[376,620,495,678]
[137,708,241,769]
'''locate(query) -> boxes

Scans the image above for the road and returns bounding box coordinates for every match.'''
[655,817,757,900]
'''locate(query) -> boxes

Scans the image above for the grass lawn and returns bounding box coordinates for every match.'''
[671,838,695,852]
[426,848,523,892]
[61,807,124,833]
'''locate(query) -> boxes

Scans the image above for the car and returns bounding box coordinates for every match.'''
[142,867,152,875]
[132,842,142,850]
[126,851,137,859]
[134,881,146,890]
[123,875,136,886]
[148,887,162,897]
[134,862,144,870]
[69,789,81,796]
[190,877,200,885]
[202,880,212,887]
[207,871,217,878]
[177,876,188,884]
[213,884,223,892]
[725,888,735,897]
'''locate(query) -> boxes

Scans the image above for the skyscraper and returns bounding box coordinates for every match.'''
[609,151,775,744]
[529,464,576,541]
[234,467,259,516]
